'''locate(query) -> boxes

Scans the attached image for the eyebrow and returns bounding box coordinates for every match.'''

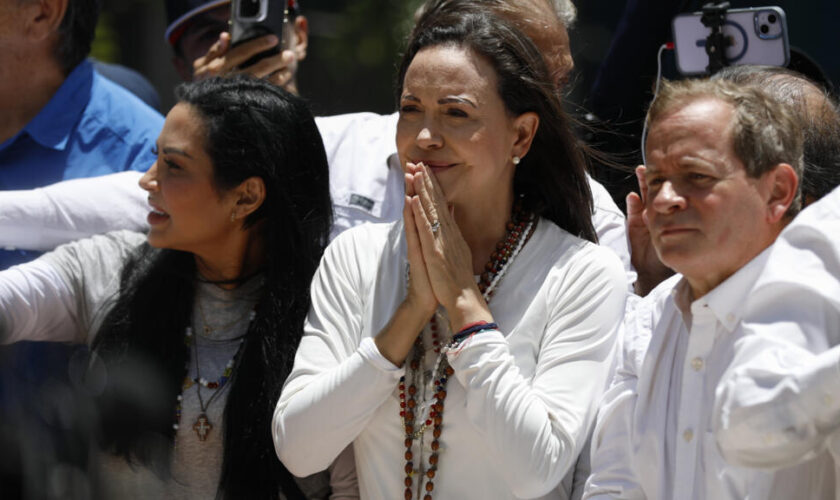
[401,94,478,108]
[162,146,193,159]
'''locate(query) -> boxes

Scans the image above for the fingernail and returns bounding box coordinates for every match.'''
[267,35,279,45]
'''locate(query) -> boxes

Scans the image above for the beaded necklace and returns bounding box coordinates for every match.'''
[399,205,537,499]
[172,308,255,441]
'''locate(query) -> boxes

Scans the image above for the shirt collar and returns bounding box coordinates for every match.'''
[24,60,94,151]
[677,247,773,333]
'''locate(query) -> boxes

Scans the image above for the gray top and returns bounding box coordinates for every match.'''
[0,230,356,499]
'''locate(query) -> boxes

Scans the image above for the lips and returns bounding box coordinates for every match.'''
[147,199,170,226]
[413,160,457,175]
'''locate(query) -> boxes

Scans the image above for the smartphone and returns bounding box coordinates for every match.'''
[672,6,789,76]
[229,0,290,67]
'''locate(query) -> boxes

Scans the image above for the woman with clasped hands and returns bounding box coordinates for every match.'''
[273,9,627,500]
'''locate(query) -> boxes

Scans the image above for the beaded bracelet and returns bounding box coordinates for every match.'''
[452,322,498,344]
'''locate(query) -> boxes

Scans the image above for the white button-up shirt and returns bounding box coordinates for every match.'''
[714,186,840,498]
[584,246,833,499]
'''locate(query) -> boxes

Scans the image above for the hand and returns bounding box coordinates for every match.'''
[192,32,297,88]
[372,169,438,367]
[628,165,674,296]
[409,163,492,331]
[403,167,437,317]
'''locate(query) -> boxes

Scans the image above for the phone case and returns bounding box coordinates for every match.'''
[230,0,288,47]
[672,6,790,76]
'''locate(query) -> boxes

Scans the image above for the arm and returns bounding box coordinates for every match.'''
[714,196,840,469]
[275,170,438,476]
[714,286,840,468]
[0,231,141,345]
[446,246,627,498]
[0,172,148,251]
[583,290,654,500]
[273,227,407,476]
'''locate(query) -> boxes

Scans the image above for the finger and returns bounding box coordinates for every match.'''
[218,31,231,52]
[413,171,439,228]
[248,50,293,79]
[225,34,280,69]
[626,192,643,217]
[411,196,441,264]
[421,163,447,206]
[405,172,416,197]
[635,165,647,204]
[404,195,421,256]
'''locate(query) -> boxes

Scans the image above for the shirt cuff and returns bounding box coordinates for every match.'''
[358,336,404,373]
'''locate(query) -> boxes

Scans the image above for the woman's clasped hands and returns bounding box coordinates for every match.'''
[403,162,493,335]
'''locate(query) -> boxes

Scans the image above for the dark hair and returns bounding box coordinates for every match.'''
[56,0,101,74]
[398,9,596,242]
[91,75,332,499]
[713,65,840,202]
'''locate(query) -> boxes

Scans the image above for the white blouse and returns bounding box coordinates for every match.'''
[273,219,627,499]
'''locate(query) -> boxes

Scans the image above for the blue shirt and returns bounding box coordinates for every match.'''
[0,60,163,269]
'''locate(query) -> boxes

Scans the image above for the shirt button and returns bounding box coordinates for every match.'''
[691,357,704,371]
[683,429,694,442]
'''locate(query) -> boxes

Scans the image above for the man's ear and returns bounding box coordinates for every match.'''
[291,16,308,62]
[511,111,539,162]
[765,163,799,222]
[24,0,67,42]
[232,177,267,220]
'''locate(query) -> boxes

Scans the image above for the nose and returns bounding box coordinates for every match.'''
[651,180,687,214]
[416,121,443,150]
[139,161,159,192]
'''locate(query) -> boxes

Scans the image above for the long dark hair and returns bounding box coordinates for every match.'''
[398,9,596,242]
[90,75,332,499]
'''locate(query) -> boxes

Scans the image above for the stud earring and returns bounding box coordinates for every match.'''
[512,156,521,165]
[230,212,236,222]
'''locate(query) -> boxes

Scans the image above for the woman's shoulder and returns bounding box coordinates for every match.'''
[41,230,146,271]
[323,221,403,270]
[533,219,627,286]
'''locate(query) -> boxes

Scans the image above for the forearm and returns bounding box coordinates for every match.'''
[447,331,610,498]
[0,172,147,250]
[373,300,432,366]
[0,259,80,344]
[716,341,840,468]
[273,338,402,476]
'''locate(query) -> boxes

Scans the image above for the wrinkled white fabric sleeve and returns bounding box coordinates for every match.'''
[588,176,636,288]
[0,171,147,251]
[445,245,627,499]
[0,257,79,344]
[714,192,840,469]
[583,288,652,500]
[273,231,404,476]
[714,287,840,468]
[0,231,141,345]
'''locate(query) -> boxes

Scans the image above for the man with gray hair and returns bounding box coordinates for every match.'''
[583,78,835,499]
[628,65,840,296]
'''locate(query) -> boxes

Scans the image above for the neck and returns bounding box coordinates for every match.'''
[0,51,65,143]
[685,222,786,298]
[193,226,266,289]
[454,193,514,275]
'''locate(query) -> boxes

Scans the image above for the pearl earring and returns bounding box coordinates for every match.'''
[512,156,521,165]
[230,212,236,222]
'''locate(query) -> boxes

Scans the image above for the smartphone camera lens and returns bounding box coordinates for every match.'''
[760,24,769,34]
[240,0,260,18]
[768,14,777,23]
